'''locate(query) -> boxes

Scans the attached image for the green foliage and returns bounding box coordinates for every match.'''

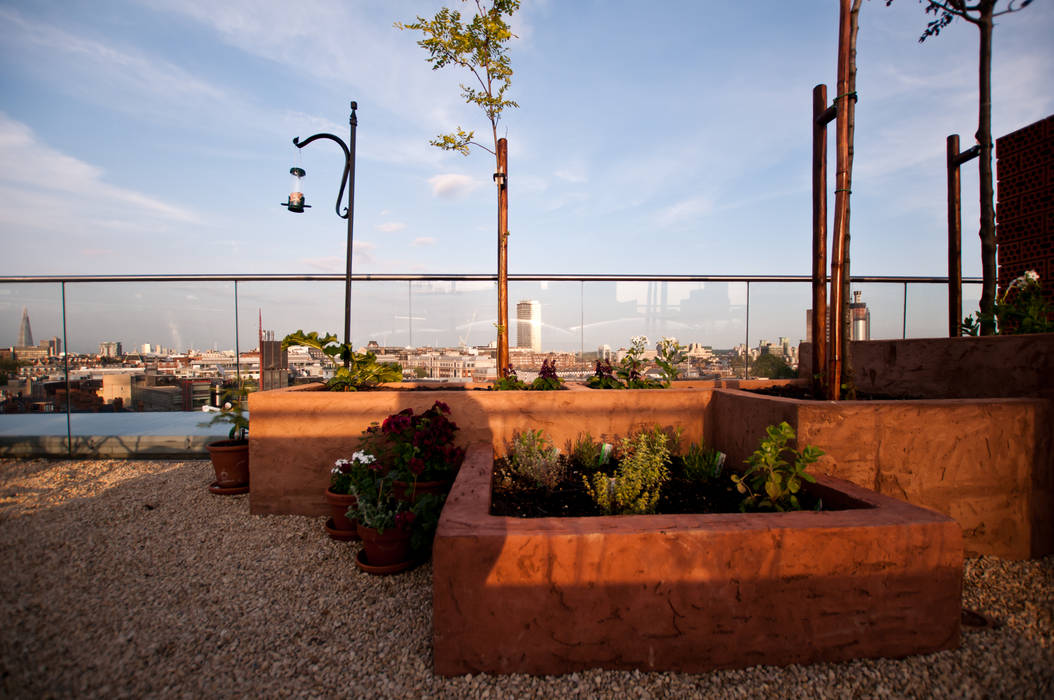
[568,432,609,471]
[616,336,662,389]
[731,422,823,512]
[963,271,1053,336]
[584,427,671,515]
[682,442,726,484]
[507,429,564,490]
[200,384,250,440]
[529,357,566,390]
[585,359,623,389]
[750,352,797,379]
[357,401,465,483]
[654,336,686,387]
[396,0,520,156]
[282,330,402,391]
[492,367,528,390]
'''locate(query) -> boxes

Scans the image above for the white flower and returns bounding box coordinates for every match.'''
[1025,270,1040,282]
[1010,270,1040,290]
[352,451,376,464]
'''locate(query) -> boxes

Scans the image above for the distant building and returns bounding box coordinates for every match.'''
[850,291,871,341]
[259,330,289,391]
[17,307,33,348]
[516,300,541,353]
[99,341,123,358]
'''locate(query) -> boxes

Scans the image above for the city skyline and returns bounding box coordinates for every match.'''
[3,278,939,356]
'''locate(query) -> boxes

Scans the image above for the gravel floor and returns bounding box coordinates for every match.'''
[1,458,1051,699]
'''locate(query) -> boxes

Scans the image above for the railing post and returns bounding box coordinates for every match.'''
[61,281,71,458]
[745,281,751,379]
[234,280,241,387]
[580,280,585,361]
[408,281,413,348]
[902,282,908,339]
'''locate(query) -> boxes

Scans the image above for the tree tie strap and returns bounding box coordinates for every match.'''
[833,91,858,103]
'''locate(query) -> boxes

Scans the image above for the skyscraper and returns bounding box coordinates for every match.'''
[17,307,33,347]
[516,300,541,353]
[850,291,871,341]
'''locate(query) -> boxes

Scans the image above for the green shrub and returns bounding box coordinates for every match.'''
[731,422,823,512]
[584,427,671,515]
[507,429,565,490]
[682,441,726,483]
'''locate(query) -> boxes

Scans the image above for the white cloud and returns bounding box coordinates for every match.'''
[376,222,406,233]
[0,113,199,225]
[656,196,714,228]
[554,168,586,184]
[412,237,436,247]
[428,173,481,199]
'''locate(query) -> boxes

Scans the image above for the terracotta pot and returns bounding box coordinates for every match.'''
[357,524,411,568]
[206,439,249,488]
[391,478,452,504]
[325,489,358,539]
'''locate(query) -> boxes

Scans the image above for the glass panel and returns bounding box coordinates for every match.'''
[0,282,65,420]
[904,283,950,339]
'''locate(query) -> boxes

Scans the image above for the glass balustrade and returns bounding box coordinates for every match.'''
[0,274,987,455]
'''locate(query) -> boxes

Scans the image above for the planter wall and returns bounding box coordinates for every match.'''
[248,381,768,517]
[712,389,1052,559]
[432,444,962,676]
[798,335,1054,401]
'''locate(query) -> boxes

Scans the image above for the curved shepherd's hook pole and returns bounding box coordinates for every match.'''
[292,102,358,362]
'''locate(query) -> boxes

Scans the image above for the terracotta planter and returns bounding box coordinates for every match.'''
[206,439,249,492]
[324,489,359,541]
[391,478,452,504]
[357,523,411,568]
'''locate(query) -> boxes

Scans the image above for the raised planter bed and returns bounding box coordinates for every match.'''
[713,388,1051,559]
[248,380,780,517]
[433,444,962,676]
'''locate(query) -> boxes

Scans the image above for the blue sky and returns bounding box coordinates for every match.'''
[1,1,1052,353]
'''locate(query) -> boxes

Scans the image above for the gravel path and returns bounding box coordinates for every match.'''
[1,458,1051,699]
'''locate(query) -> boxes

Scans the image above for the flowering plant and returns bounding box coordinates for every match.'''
[342,455,413,534]
[329,451,375,494]
[529,357,566,390]
[963,270,1054,335]
[359,401,465,484]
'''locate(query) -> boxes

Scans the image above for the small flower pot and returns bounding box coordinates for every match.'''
[357,524,411,568]
[206,439,249,492]
[324,489,359,541]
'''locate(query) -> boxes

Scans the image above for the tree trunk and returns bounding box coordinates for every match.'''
[977,6,997,335]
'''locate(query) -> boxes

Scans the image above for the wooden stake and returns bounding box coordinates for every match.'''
[496,138,509,374]
[812,84,832,395]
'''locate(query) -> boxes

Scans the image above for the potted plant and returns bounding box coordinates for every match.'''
[323,451,374,541]
[344,454,415,574]
[360,401,465,503]
[202,386,250,495]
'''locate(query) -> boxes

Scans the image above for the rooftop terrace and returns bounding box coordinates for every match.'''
[1,457,1051,697]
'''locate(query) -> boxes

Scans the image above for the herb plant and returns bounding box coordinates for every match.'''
[731,422,823,512]
[584,427,671,515]
[507,429,564,490]
[492,367,528,391]
[654,336,687,387]
[530,358,566,390]
[682,442,726,483]
[585,359,622,389]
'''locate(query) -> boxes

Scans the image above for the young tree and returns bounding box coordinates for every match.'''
[397,1,520,372]
[888,0,1033,335]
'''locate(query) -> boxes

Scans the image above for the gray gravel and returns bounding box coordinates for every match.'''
[1,458,1051,699]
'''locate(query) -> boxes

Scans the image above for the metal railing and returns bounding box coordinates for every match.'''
[1,272,982,456]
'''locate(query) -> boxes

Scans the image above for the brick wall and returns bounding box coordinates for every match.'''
[996,115,1054,304]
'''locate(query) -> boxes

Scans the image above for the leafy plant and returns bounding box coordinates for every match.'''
[584,427,671,515]
[616,336,661,389]
[200,385,250,440]
[358,401,465,484]
[654,336,686,387]
[585,359,622,389]
[507,429,564,490]
[962,270,1053,336]
[731,422,823,512]
[568,432,611,472]
[492,367,528,390]
[530,358,566,390]
[330,451,376,494]
[343,452,409,534]
[282,330,402,391]
[682,442,726,483]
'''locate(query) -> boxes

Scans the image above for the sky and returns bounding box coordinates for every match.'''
[1,0,1052,354]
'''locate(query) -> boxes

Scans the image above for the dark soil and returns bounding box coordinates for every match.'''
[745,385,926,401]
[490,458,824,518]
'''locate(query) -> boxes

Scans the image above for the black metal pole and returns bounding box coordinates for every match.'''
[234,280,241,387]
[344,101,357,352]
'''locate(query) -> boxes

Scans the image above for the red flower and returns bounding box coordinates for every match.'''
[409,458,426,476]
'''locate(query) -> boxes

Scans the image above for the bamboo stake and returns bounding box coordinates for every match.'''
[947,134,964,337]
[812,84,833,396]
[496,138,509,374]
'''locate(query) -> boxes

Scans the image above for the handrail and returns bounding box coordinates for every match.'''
[0,273,983,284]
